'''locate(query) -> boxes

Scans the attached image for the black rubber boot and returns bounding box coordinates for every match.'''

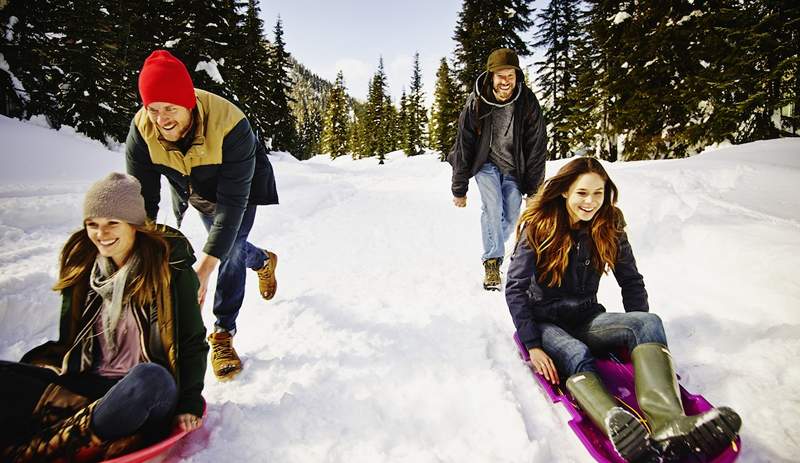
[566,372,658,462]
[632,343,742,462]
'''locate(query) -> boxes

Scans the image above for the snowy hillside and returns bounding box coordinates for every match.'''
[0,115,798,462]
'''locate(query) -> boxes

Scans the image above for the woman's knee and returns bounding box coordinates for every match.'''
[124,363,177,402]
[630,312,668,346]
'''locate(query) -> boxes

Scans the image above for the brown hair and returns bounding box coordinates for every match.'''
[516,157,623,287]
[53,222,173,321]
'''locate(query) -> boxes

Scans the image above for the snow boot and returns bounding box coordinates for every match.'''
[208,330,243,381]
[483,258,501,291]
[632,343,741,462]
[255,250,278,300]
[566,372,657,462]
[3,399,103,462]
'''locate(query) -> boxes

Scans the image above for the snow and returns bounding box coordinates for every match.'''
[1,114,799,462]
[0,52,29,102]
[196,60,225,84]
[610,11,631,25]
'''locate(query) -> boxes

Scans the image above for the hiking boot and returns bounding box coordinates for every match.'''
[208,330,242,381]
[255,250,278,300]
[483,258,501,291]
[4,400,103,462]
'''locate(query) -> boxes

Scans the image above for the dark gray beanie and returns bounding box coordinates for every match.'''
[83,173,147,225]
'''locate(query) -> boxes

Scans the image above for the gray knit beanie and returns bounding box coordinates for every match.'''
[83,173,147,225]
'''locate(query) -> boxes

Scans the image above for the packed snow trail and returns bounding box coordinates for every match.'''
[0,116,798,462]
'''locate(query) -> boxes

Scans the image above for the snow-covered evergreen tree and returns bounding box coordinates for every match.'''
[229,0,272,145]
[265,17,297,153]
[533,0,582,159]
[403,52,428,156]
[430,58,459,161]
[364,57,391,158]
[322,71,349,159]
[453,0,534,97]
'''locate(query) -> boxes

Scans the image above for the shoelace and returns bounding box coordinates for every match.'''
[211,339,237,362]
[257,262,273,280]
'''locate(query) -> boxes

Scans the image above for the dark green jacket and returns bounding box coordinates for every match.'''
[22,226,209,416]
[126,89,279,260]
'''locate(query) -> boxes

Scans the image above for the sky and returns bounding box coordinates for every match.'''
[258,0,545,103]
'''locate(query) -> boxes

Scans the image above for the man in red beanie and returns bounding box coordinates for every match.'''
[126,50,279,381]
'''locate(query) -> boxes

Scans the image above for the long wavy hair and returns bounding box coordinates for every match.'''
[53,221,173,321]
[516,157,622,288]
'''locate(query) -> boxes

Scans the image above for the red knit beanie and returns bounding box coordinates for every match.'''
[138,50,196,110]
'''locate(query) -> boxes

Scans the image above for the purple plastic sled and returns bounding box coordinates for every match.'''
[512,332,741,462]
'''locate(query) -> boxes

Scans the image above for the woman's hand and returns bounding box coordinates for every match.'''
[528,348,559,385]
[175,413,203,432]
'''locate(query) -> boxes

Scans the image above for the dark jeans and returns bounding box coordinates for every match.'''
[0,361,176,445]
[199,205,267,332]
[92,363,177,440]
[540,312,668,378]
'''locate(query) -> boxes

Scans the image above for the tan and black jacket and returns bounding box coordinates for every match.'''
[125,89,278,259]
[21,228,209,417]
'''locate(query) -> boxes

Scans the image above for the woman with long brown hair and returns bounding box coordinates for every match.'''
[506,157,741,462]
[0,173,208,462]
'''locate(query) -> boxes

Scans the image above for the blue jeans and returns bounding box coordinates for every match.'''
[200,205,267,332]
[540,312,668,378]
[474,162,523,261]
[92,363,177,440]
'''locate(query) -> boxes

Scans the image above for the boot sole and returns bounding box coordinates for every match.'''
[660,407,741,462]
[607,409,659,462]
[483,284,501,291]
[215,365,243,382]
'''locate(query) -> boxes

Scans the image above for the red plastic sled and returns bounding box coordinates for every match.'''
[101,408,206,463]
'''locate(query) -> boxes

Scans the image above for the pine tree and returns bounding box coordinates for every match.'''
[690,0,800,145]
[104,0,167,142]
[532,0,582,159]
[265,16,297,152]
[322,71,349,158]
[1,0,69,127]
[398,88,409,151]
[229,0,273,145]
[403,52,428,156]
[430,58,460,161]
[166,0,245,102]
[453,0,534,97]
[364,57,390,157]
[348,99,368,159]
[55,0,119,141]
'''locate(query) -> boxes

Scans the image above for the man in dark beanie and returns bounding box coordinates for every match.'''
[449,48,547,291]
[125,49,279,381]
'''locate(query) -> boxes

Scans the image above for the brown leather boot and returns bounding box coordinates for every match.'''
[4,400,103,462]
[255,250,278,300]
[31,384,90,428]
[208,330,243,380]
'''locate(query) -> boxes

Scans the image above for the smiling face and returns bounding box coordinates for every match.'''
[85,217,137,267]
[145,102,193,142]
[492,68,517,102]
[563,173,606,225]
